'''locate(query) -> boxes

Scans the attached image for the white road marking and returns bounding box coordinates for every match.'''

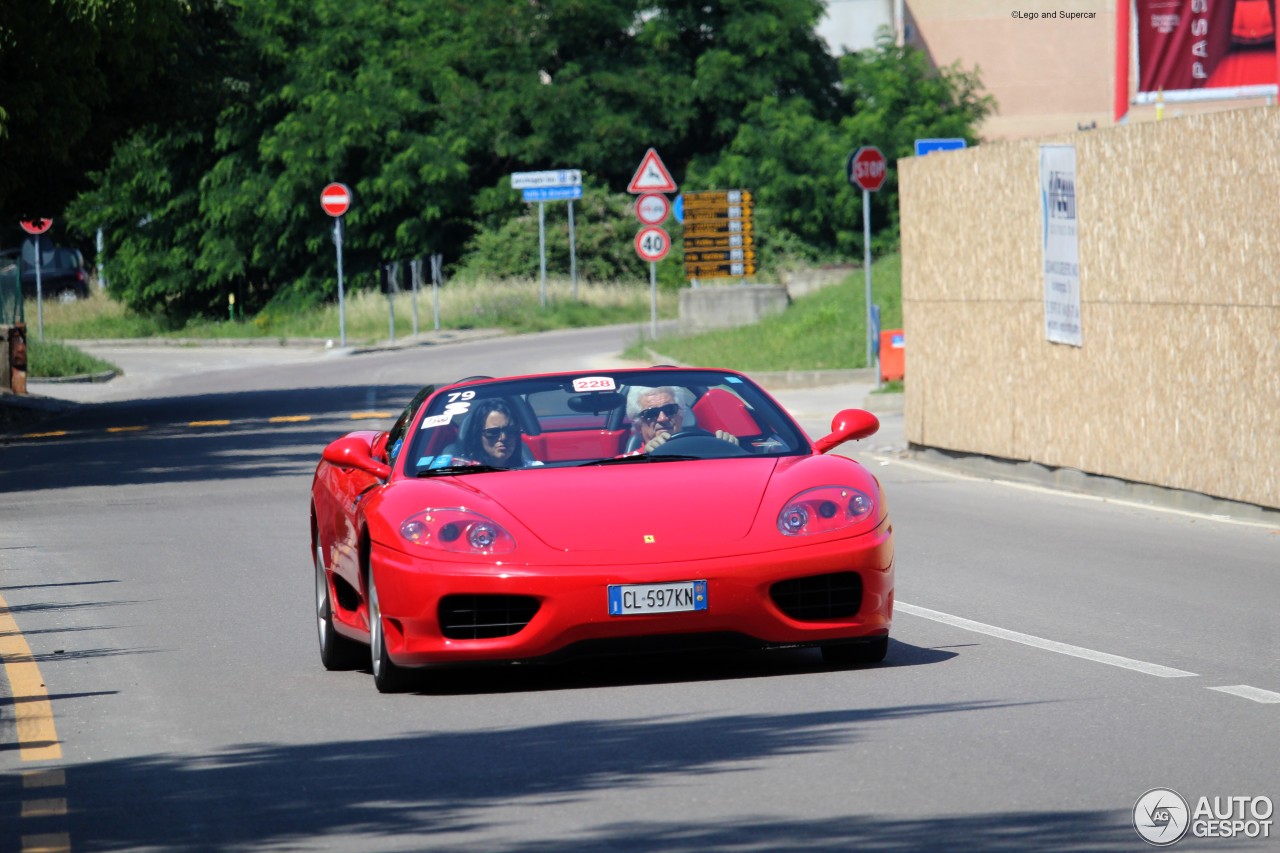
[896,602,1198,678]
[1207,685,1280,704]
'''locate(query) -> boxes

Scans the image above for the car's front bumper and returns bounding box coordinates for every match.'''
[371,520,894,667]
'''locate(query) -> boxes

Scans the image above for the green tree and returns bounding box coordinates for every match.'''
[0,0,233,225]
[836,36,996,250]
[688,36,994,262]
[64,3,989,322]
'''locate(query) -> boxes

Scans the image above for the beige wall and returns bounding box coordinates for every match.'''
[899,106,1280,509]
[906,0,1277,139]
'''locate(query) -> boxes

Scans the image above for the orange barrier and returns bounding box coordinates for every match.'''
[879,329,904,382]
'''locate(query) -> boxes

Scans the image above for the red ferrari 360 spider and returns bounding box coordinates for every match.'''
[311,367,894,692]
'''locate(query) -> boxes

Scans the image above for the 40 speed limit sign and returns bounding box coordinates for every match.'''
[634,225,671,262]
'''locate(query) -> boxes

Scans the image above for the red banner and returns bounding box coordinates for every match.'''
[1134,0,1277,99]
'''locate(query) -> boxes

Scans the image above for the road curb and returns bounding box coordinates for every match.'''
[906,445,1280,525]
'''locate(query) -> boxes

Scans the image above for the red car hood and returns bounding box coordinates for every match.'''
[465,458,778,552]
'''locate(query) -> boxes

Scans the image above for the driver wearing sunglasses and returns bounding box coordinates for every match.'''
[625,386,740,455]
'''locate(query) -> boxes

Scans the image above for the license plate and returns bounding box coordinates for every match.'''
[608,580,708,616]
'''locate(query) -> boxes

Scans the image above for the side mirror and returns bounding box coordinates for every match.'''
[812,408,879,454]
[322,432,391,479]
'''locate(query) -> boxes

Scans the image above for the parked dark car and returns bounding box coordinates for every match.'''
[18,243,90,300]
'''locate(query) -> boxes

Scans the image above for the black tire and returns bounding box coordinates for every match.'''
[821,636,889,667]
[315,545,363,670]
[368,568,413,693]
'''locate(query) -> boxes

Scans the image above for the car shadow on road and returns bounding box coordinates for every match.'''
[14,704,1135,851]
[344,638,959,698]
[0,383,427,493]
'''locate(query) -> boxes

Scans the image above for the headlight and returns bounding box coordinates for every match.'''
[777,486,876,536]
[400,508,516,554]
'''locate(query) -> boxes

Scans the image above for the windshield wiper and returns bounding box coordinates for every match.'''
[579,454,701,467]
[416,464,506,477]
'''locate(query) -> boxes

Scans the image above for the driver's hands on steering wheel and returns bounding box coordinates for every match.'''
[714,430,740,446]
[642,429,739,454]
[642,433,670,453]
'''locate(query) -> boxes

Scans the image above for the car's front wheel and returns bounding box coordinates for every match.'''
[368,568,412,693]
[821,636,889,667]
[315,545,362,670]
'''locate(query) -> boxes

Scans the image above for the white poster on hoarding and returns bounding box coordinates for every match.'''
[1040,144,1083,347]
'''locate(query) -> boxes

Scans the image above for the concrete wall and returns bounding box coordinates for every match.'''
[780,264,857,299]
[899,106,1280,510]
[678,285,790,334]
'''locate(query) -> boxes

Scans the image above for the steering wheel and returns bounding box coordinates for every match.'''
[649,428,750,458]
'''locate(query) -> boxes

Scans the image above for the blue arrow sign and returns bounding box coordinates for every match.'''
[914,138,967,157]
[522,186,583,202]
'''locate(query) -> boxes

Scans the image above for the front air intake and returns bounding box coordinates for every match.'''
[438,594,540,639]
[770,572,862,621]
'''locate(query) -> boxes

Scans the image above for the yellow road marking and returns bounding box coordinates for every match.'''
[18,413,390,440]
[22,833,71,853]
[22,770,65,788]
[0,592,62,761]
[21,798,67,818]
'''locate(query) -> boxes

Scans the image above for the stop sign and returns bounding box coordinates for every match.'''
[320,182,352,217]
[847,146,887,192]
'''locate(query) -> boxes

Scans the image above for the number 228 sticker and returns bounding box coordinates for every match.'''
[572,376,617,392]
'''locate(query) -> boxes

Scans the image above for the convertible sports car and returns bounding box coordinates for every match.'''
[311,367,894,692]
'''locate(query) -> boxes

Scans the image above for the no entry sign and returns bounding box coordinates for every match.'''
[847,147,887,192]
[321,183,352,217]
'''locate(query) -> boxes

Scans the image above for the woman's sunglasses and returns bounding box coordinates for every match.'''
[637,403,680,423]
[481,426,519,441]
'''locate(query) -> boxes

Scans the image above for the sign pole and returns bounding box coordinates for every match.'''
[431,254,441,330]
[862,188,873,368]
[385,262,396,344]
[410,258,420,336]
[649,261,658,340]
[320,182,353,347]
[568,200,578,300]
[538,201,547,308]
[334,217,346,348]
[34,234,44,340]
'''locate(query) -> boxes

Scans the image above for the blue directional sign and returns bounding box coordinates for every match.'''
[673,194,684,224]
[523,186,583,202]
[914,138,967,157]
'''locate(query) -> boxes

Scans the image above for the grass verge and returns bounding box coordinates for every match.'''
[27,336,119,378]
[625,253,902,372]
[20,257,903,380]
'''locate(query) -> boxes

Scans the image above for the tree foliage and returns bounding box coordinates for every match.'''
[0,0,233,226]
[57,3,991,322]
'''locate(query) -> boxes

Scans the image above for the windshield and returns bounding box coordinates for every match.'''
[401,369,809,477]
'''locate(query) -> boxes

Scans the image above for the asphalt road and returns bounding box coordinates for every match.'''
[1,326,1277,852]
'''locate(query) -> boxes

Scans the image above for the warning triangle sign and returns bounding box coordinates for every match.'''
[627,148,677,194]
